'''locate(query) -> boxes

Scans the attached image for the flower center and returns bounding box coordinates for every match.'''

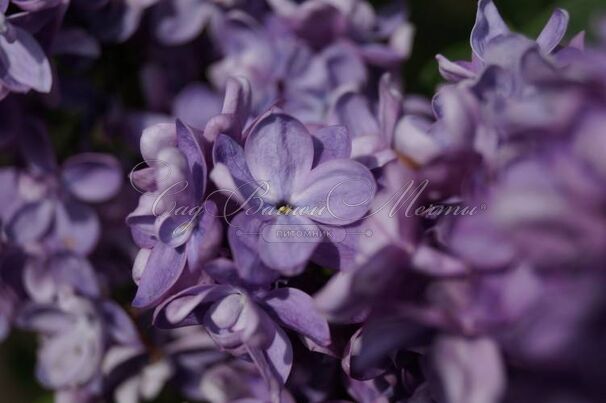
[277,202,294,215]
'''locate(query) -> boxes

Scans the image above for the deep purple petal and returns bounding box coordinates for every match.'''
[176,120,207,201]
[186,200,222,273]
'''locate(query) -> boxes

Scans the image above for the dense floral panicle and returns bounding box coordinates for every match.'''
[3,0,606,402]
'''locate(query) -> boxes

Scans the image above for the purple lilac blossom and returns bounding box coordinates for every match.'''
[2,0,606,402]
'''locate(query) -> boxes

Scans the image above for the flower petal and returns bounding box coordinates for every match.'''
[186,200,222,273]
[153,284,235,327]
[536,9,569,53]
[470,0,509,60]
[62,153,123,203]
[228,213,279,286]
[176,120,207,201]
[245,113,313,203]
[292,159,376,226]
[0,26,52,92]
[54,200,101,255]
[311,125,351,166]
[132,242,187,309]
[258,215,320,275]
[6,200,54,246]
[173,83,222,130]
[211,133,262,207]
[431,336,506,403]
[152,0,215,45]
[263,287,331,346]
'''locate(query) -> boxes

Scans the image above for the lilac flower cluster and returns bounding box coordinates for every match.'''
[1,0,606,402]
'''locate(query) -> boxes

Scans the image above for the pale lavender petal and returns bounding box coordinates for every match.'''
[221,75,251,136]
[311,125,351,166]
[52,199,100,256]
[153,0,215,45]
[431,336,506,403]
[62,153,123,203]
[263,287,330,346]
[378,73,403,145]
[139,123,176,164]
[173,83,222,130]
[258,214,320,275]
[245,113,314,202]
[291,159,376,226]
[132,242,187,309]
[246,322,293,386]
[536,9,569,53]
[211,134,261,207]
[5,200,54,245]
[0,26,52,92]
[156,213,194,248]
[228,213,279,286]
[471,0,510,60]
[153,284,235,327]
[436,54,477,81]
[330,90,380,139]
[46,253,100,298]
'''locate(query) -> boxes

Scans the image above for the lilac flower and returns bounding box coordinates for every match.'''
[17,292,138,392]
[211,110,376,274]
[268,0,414,67]
[209,11,368,122]
[329,73,403,169]
[428,336,505,403]
[1,141,123,255]
[0,8,52,99]
[127,120,222,309]
[150,0,218,45]
[436,0,569,82]
[153,257,331,390]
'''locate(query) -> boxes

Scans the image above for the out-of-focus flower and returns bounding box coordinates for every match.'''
[0,9,53,99]
[436,0,569,82]
[1,137,123,255]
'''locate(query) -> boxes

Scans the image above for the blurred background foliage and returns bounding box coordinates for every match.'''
[1,0,605,402]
